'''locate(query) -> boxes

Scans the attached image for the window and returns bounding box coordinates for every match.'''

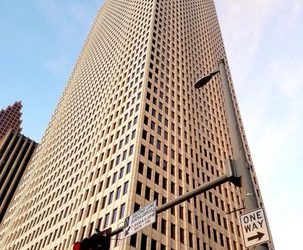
[171,165,175,175]
[126,162,131,173]
[119,167,124,179]
[111,208,117,223]
[138,162,144,174]
[93,201,99,213]
[155,172,159,184]
[115,155,121,165]
[108,191,114,205]
[146,167,152,179]
[145,186,150,200]
[130,234,137,247]
[104,213,110,228]
[157,140,161,149]
[161,219,166,234]
[151,239,157,249]
[136,182,142,195]
[140,233,147,249]
[171,223,175,239]
[156,155,160,166]
[101,196,106,209]
[179,206,184,220]
[148,150,153,161]
[119,203,125,219]
[171,182,175,194]
[188,210,192,224]
[116,186,121,200]
[112,172,117,184]
[180,228,184,244]
[123,181,129,195]
[150,135,154,144]
[129,145,134,155]
[134,203,140,212]
[105,177,110,188]
[188,232,193,247]
[86,205,92,217]
[163,178,167,189]
[122,150,127,160]
[142,130,147,140]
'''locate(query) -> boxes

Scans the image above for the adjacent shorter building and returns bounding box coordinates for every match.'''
[0,101,23,140]
[0,130,38,222]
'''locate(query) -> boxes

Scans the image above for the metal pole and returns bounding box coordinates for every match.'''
[111,163,236,236]
[157,168,233,214]
[218,59,268,250]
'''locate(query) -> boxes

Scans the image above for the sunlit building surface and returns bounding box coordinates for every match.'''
[0,1,273,249]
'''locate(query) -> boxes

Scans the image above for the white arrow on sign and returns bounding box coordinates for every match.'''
[240,208,270,248]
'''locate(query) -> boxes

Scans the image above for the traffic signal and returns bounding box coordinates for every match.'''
[73,242,81,250]
[72,228,111,250]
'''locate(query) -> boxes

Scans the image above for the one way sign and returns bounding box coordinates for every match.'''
[240,208,270,248]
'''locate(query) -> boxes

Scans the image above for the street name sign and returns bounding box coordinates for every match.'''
[123,201,156,239]
[240,208,270,248]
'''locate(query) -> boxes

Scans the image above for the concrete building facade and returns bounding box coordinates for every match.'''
[0,130,37,223]
[0,1,273,249]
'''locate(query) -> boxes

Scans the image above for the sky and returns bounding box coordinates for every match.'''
[1,1,302,249]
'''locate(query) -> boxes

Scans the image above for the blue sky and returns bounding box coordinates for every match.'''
[1,1,302,249]
[0,0,101,140]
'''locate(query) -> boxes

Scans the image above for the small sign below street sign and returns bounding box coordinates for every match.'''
[123,201,156,239]
[240,208,270,248]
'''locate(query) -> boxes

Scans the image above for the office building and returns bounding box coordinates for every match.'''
[0,130,37,222]
[0,1,273,249]
[0,101,22,140]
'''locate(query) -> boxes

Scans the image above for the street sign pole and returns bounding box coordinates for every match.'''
[218,59,270,249]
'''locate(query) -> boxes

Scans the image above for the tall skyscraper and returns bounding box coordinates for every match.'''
[0,101,22,140]
[0,1,273,250]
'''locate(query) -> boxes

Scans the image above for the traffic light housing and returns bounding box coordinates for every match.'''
[73,228,111,250]
[73,242,81,250]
